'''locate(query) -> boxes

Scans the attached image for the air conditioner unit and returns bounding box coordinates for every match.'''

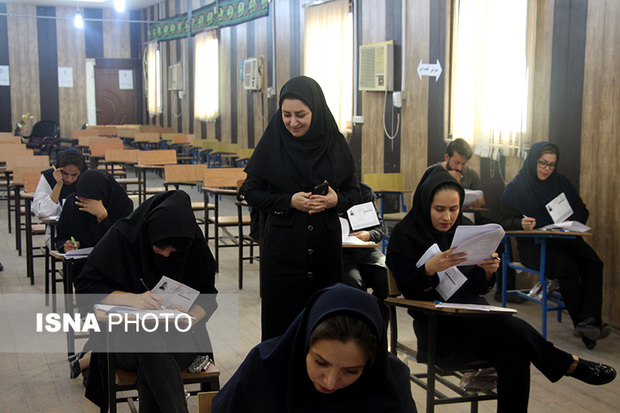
[243,57,263,91]
[358,41,394,91]
[168,62,183,91]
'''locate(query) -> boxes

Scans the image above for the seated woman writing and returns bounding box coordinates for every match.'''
[386,166,615,413]
[500,141,610,349]
[74,190,217,413]
[212,283,417,412]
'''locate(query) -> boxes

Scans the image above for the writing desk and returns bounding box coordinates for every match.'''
[40,216,60,311]
[501,230,591,337]
[385,298,499,412]
[342,242,380,248]
[134,164,166,203]
[50,250,89,356]
[1,167,12,232]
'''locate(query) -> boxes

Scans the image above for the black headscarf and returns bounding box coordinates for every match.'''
[212,283,415,413]
[388,166,465,261]
[41,147,87,202]
[244,76,357,192]
[75,190,217,311]
[500,141,583,227]
[55,169,133,250]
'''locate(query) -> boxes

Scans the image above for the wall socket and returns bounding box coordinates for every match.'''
[392,91,402,108]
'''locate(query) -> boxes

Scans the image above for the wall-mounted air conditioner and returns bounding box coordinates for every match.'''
[168,62,183,91]
[243,57,263,91]
[358,41,394,91]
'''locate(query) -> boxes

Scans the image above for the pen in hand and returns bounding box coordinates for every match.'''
[140,278,149,291]
[70,236,79,250]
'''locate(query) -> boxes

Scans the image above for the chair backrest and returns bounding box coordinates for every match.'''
[387,268,402,297]
[105,149,139,164]
[0,147,33,163]
[164,164,208,183]
[137,149,177,165]
[139,125,173,134]
[0,135,22,144]
[171,133,195,145]
[134,132,161,143]
[203,168,247,188]
[363,173,405,191]
[23,171,41,192]
[6,154,49,172]
[197,391,218,413]
[90,137,123,157]
[30,120,59,139]
[116,127,137,139]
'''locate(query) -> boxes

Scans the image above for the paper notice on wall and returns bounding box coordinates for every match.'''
[0,65,9,86]
[58,67,73,88]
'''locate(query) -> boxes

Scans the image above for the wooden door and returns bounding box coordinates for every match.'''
[94,58,143,125]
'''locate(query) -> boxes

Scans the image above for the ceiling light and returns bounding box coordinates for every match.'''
[115,0,126,13]
[74,11,84,29]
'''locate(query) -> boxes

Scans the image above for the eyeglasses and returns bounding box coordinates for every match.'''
[537,160,556,170]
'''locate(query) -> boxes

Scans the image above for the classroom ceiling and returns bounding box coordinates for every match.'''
[3,0,161,11]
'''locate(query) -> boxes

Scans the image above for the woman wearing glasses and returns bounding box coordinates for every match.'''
[500,141,609,349]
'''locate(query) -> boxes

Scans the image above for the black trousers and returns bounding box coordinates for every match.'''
[116,352,195,413]
[518,236,603,326]
[342,249,389,300]
[414,314,574,413]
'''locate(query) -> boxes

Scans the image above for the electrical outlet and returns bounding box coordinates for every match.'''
[267,87,276,98]
[392,91,402,108]
[352,116,364,125]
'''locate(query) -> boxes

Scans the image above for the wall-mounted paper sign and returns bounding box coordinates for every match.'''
[119,70,134,90]
[0,65,9,86]
[58,67,73,88]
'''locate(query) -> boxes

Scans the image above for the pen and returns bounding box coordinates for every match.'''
[140,278,149,291]
[52,165,56,171]
[201,360,212,372]
[493,257,501,261]
[70,236,78,250]
[522,215,529,219]
[434,300,442,304]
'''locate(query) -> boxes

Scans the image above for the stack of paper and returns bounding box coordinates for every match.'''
[539,221,590,233]
[449,223,505,266]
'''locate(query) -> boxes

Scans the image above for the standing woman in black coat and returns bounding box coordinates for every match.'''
[242,76,360,341]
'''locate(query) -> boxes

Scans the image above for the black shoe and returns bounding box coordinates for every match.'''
[70,358,81,379]
[0,262,3,271]
[574,321,606,341]
[569,358,616,385]
[582,337,597,350]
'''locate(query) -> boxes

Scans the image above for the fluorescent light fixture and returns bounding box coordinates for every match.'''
[74,11,84,28]
[115,0,126,13]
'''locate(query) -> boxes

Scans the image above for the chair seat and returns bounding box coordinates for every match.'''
[32,224,46,234]
[191,201,214,211]
[115,177,140,185]
[383,212,407,221]
[145,187,166,194]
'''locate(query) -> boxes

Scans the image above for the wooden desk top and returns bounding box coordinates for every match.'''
[343,242,380,248]
[202,187,237,195]
[385,297,515,315]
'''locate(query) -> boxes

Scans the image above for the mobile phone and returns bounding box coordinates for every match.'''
[311,181,329,195]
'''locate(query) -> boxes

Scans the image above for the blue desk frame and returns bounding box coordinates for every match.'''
[500,231,581,337]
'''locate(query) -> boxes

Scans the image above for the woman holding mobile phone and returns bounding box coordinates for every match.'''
[242,76,360,341]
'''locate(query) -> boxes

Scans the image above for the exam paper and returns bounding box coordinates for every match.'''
[464,189,484,206]
[339,217,374,245]
[416,243,466,301]
[152,276,199,312]
[435,303,517,313]
[346,201,380,231]
[545,192,573,224]
[539,220,590,233]
[450,224,505,266]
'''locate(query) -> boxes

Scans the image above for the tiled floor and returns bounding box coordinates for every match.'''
[0,167,619,412]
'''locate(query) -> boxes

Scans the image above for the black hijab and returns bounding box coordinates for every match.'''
[55,169,133,250]
[41,147,87,202]
[500,141,582,227]
[212,283,415,413]
[388,166,465,261]
[244,76,357,192]
[75,190,217,311]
